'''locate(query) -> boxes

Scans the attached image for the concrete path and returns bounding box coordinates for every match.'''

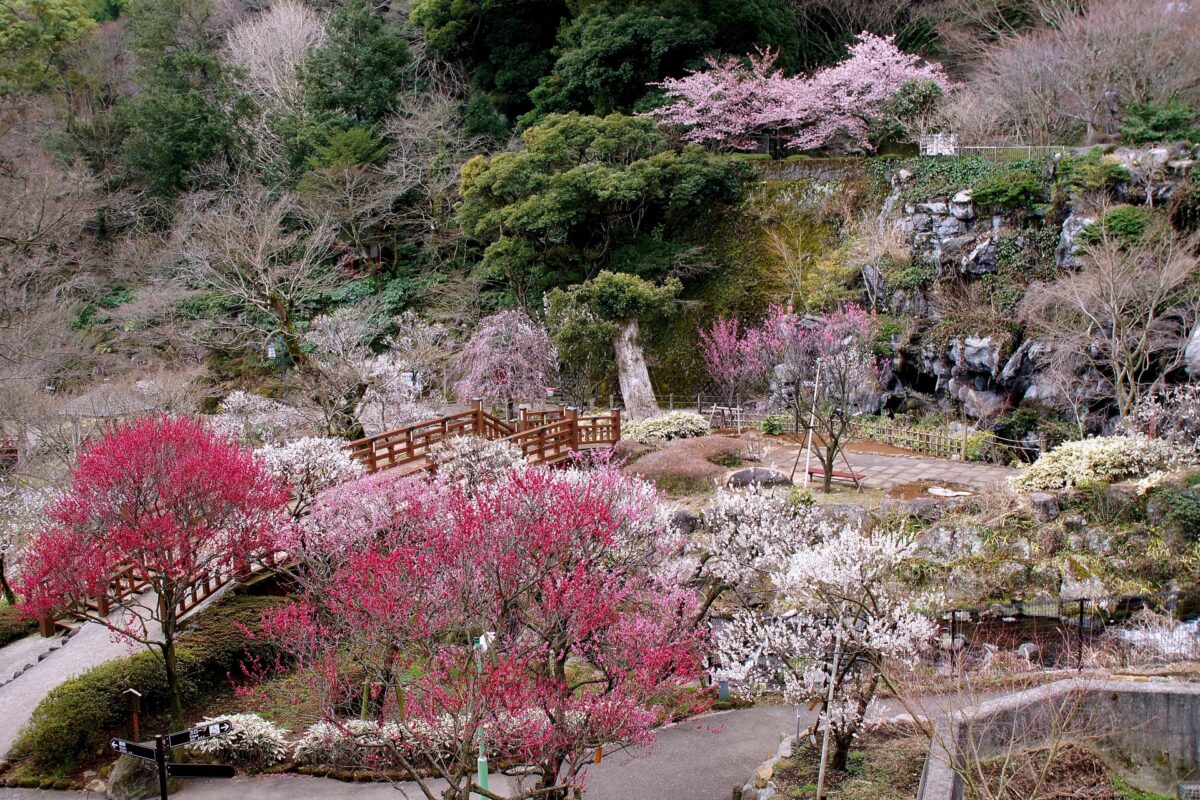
[759,443,1017,491]
[0,595,163,761]
[0,701,923,800]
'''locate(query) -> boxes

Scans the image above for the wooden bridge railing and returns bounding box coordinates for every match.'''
[347,401,622,476]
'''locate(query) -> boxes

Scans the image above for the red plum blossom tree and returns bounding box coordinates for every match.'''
[18,415,288,722]
[698,313,782,406]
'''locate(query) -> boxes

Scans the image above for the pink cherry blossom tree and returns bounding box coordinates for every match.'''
[261,462,707,800]
[649,33,950,153]
[454,310,558,418]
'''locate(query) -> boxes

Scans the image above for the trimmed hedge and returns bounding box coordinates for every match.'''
[10,593,286,771]
[0,604,37,647]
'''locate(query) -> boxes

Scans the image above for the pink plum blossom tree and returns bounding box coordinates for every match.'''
[773,304,879,492]
[454,310,558,417]
[260,462,706,800]
[649,33,950,152]
[698,314,782,406]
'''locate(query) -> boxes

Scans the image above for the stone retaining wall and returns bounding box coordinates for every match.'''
[918,678,1200,800]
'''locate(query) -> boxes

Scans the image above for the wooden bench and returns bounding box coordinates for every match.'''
[805,466,866,483]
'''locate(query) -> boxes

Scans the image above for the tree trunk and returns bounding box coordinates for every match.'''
[0,556,15,605]
[612,319,658,421]
[162,639,185,727]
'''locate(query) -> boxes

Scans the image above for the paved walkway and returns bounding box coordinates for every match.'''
[759,442,1017,491]
[0,700,933,800]
[0,595,163,761]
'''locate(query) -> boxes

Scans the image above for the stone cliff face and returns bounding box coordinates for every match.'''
[871,145,1199,423]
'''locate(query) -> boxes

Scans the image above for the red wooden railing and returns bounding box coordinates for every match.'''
[347,401,621,476]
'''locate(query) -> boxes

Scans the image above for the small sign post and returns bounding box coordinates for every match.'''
[110,721,236,800]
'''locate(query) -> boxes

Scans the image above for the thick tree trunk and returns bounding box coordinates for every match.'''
[612,319,659,421]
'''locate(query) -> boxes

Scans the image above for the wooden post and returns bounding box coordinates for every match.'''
[471,398,484,434]
[518,408,528,433]
[38,612,55,637]
[611,410,621,443]
[565,407,579,451]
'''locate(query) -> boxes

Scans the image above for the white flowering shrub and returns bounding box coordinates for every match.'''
[256,437,364,517]
[187,714,289,769]
[621,411,710,444]
[1010,435,1189,491]
[356,353,440,438]
[429,435,525,488]
[293,719,458,769]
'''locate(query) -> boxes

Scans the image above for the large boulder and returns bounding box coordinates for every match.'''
[949,190,976,220]
[727,468,792,488]
[1185,322,1200,378]
[1056,212,1095,270]
[952,335,1004,376]
[107,755,160,800]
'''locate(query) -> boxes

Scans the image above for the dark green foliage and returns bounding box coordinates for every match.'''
[574,270,680,322]
[1058,150,1130,193]
[523,0,800,124]
[0,604,36,647]
[1079,205,1152,246]
[867,79,944,150]
[412,0,566,121]
[305,0,410,125]
[545,285,620,406]
[11,594,285,771]
[523,3,711,125]
[971,169,1045,209]
[86,0,122,21]
[883,257,935,291]
[414,0,798,126]
[305,126,387,171]
[118,0,247,196]
[1154,486,1200,539]
[458,113,751,305]
[1118,99,1200,145]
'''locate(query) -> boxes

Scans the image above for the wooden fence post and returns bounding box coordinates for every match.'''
[565,407,579,451]
[611,409,621,442]
[471,398,483,434]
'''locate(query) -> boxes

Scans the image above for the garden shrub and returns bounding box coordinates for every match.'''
[1058,150,1129,193]
[760,415,788,436]
[293,719,459,769]
[0,604,36,647]
[1150,485,1200,539]
[11,593,286,771]
[621,411,710,444]
[188,713,289,769]
[964,431,995,463]
[1118,99,1200,144]
[1079,205,1152,246]
[1011,436,1187,492]
[971,169,1045,210]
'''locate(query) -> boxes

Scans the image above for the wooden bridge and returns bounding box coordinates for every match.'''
[346,400,621,475]
[41,403,619,636]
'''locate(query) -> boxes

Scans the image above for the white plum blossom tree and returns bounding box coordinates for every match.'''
[0,480,49,604]
[687,485,820,620]
[210,391,308,446]
[715,522,934,772]
[256,437,364,520]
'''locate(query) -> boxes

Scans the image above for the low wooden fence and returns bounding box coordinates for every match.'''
[346,401,621,476]
[851,418,965,459]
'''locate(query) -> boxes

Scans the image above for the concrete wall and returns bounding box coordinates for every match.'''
[918,679,1200,800]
